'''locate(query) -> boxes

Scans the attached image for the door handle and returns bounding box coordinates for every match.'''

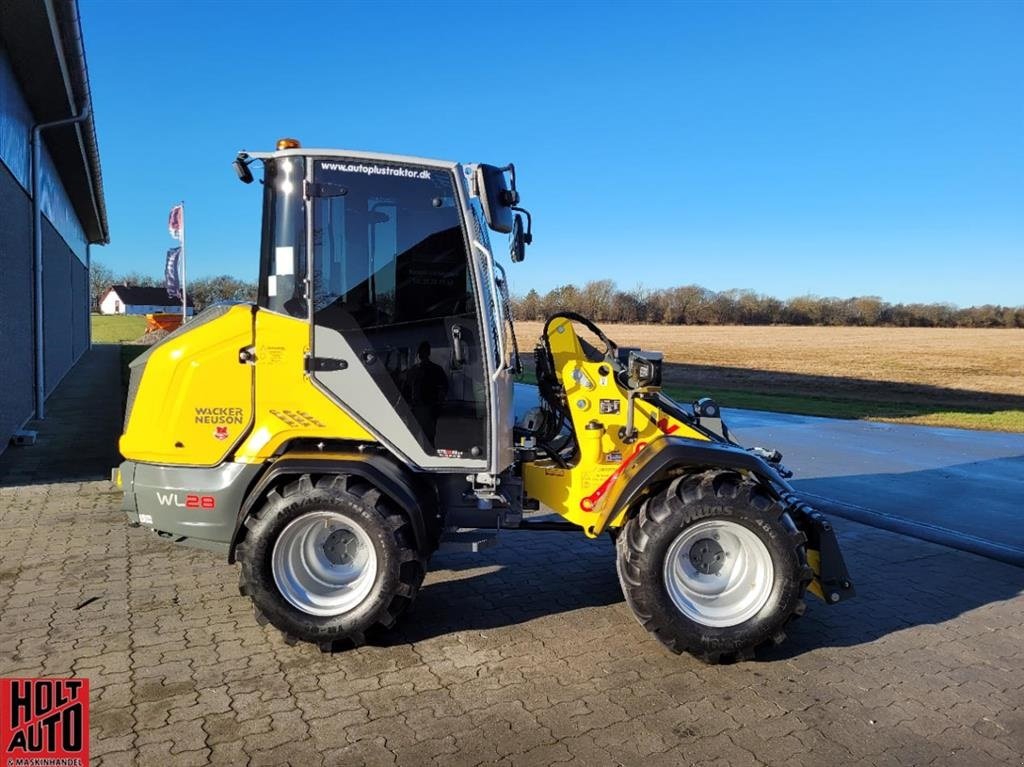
[451,325,466,368]
[304,356,349,373]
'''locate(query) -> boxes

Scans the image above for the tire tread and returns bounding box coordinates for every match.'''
[616,469,812,664]
[236,473,426,651]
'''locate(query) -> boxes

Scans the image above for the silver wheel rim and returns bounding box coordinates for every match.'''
[271,511,377,617]
[663,519,774,628]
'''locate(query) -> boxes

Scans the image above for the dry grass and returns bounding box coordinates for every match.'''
[516,322,1024,432]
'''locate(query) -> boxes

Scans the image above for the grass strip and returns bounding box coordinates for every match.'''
[515,371,1023,433]
[91,314,148,343]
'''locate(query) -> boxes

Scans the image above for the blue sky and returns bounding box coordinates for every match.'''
[83,1,1022,307]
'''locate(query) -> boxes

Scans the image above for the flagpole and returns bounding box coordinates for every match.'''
[180,200,187,322]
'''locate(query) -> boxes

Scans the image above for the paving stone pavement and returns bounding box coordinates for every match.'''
[1,348,1022,766]
[1,481,1022,766]
[0,343,122,483]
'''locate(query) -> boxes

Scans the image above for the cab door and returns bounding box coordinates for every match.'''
[306,157,490,471]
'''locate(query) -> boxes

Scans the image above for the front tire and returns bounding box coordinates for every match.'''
[236,474,425,651]
[616,470,811,663]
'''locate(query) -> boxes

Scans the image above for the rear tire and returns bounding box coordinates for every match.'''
[616,470,811,663]
[236,474,425,651]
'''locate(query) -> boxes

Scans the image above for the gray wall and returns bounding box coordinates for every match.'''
[0,161,35,447]
[1,34,94,454]
[1,48,89,262]
[43,221,89,394]
[0,160,90,450]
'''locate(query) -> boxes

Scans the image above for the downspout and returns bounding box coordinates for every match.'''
[31,106,90,420]
[86,242,92,351]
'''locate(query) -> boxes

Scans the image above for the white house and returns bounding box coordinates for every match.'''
[99,285,195,316]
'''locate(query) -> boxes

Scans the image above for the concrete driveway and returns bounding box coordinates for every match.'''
[727,410,1024,564]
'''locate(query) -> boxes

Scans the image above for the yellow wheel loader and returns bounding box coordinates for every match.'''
[114,140,853,663]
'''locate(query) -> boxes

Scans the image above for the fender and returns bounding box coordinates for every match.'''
[228,450,439,562]
[591,436,856,605]
[591,435,793,535]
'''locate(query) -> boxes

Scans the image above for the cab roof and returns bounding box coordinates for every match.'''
[240,147,462,171]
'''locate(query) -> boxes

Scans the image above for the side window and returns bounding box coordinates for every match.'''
[369,199,398,318]
[469,198,502,369]
[468,196,492,250]
[258,157,307,317]
[495,265,517,370]
[312,196,347,312]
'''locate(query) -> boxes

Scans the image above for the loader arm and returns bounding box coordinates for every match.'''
[519,315,854,606]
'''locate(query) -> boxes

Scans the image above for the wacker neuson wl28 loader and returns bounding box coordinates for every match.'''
[114,139,854,663]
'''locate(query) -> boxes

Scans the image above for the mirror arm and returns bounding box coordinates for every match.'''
[512,207,533,244]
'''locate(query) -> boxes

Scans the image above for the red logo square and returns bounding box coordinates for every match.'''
[1,678,90,766]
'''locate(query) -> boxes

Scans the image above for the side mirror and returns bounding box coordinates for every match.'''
[510,214,526,263]
[474,163,516,234]
[233,156,254,184]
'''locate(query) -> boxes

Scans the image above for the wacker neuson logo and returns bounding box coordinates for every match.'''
[194,407,244,425]
[1,678,89,766]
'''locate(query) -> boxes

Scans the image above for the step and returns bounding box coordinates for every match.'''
[438,530,498,553]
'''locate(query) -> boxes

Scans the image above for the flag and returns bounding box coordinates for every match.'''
[165,247,182,299]
[168,203,184,241]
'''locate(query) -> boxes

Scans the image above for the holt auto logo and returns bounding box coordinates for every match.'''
[1,677,90,766]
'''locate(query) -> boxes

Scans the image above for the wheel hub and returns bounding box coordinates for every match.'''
[323,528,359,566]
[663,519,775,628]
[271,511,378,617]
[688,537,725,575]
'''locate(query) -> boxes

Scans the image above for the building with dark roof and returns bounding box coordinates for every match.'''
[0,0,109,453]
[99,285,195,316]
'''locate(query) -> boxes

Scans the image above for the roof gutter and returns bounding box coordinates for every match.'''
[47,0,108,244]
[32,107,90,420]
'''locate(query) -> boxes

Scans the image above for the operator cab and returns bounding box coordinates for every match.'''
[234,141,531,475]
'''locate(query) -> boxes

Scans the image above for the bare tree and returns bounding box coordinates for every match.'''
[510,280,1019,329]
[188,275,257,312]
[89,261,115,311]
[579,279,617,321]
